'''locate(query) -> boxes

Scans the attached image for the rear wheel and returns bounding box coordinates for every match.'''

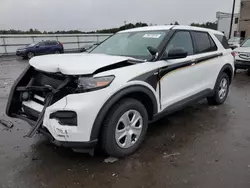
[27,52,34,59]
[207,72,230,105]
[101,98,148,157]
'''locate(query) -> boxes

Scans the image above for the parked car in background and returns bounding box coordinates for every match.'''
[228,37,243,49]
[234,38,250,75]
[16,40,64,59]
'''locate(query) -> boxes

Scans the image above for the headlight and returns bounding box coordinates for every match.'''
[18,49,26,52]
[77,75,115,92]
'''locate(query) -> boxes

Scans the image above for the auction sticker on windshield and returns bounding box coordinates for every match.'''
[143,34,162,38]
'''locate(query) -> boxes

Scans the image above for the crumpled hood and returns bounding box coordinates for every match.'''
[234,47,250,53]
[29,53,134,75]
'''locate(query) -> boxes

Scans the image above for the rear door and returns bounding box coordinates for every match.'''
[45,41,56,54]
[190,31,224,90]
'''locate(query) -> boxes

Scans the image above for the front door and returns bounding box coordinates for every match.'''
[159,30,200,110]
[35,41,47,55]
[159,30,221,111]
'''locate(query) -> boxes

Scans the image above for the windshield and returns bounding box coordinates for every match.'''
[241,39,250,47]
[91,30,168,59]
[228,37,240,43]
[27,42,38,47]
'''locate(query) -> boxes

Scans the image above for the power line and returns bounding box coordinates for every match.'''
[229,0,236,39]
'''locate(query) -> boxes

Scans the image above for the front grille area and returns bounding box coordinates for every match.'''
[239,53,250,60]
[7,67,78,122]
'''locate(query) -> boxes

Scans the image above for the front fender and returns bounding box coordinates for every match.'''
[90,84,158,140]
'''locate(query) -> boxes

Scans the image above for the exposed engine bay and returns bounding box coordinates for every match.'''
[6,66,78,137]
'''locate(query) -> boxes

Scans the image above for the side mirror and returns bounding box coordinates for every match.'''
[163,48,188,60]
[35,45,39,48]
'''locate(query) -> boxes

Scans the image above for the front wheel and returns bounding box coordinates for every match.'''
[101,98,148,157]
[207,72,230,105]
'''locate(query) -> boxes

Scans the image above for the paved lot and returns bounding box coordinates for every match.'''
[1,57,250,188]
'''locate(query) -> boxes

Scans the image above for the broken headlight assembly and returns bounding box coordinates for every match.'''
[77,75,115,92]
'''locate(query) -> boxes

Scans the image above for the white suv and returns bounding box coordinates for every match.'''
[6,25,234,157]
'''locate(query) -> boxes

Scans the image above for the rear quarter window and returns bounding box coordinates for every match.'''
[191,31,218,54]
[215,34,230,49]
[45,41,58,45]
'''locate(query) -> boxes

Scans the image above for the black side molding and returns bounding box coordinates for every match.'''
[159,53,223,80]
[152,89,213,122]
[90,85,158,140]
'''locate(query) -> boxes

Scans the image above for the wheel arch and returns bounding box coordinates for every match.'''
[217,64,234,84]
[90,85,158,140]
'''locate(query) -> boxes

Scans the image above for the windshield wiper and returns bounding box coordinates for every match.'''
[128,59,146,64]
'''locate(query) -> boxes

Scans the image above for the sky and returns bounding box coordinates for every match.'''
[0,0,241,32]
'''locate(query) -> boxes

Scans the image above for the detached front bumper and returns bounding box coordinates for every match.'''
[13,97,98,150]
[39,127,97,149]
[6,66,103,150]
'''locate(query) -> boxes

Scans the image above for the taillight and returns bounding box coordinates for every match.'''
[231,52,236,57]
[59,42,63,47]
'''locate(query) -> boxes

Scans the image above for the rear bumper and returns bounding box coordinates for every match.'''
[235,60,250,69]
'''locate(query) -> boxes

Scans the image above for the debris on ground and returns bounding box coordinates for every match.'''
[112,173,118,177]
[163,152,180,159]
[171,134,176,140]
[209,106,218,110]
[31,156,39,161]
[0,119,14,129]
[104,157,119,163]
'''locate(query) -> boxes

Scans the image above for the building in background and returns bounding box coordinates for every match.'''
[239,0,250,39]
[216,12,239,39]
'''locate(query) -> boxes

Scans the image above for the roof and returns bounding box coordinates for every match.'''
[119,25,224,35]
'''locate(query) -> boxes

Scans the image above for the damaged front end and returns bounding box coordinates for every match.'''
[6,66,77,138]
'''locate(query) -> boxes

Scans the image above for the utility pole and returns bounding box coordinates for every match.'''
[229,0,236,39]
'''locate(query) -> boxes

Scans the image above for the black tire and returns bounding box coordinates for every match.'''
[247,69,250,76]
[55,50,61,54]
[101,98,148,157]
[207,72,230,105]
[27,52,35,59]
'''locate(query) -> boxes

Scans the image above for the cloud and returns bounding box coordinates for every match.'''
[0,0,241,31]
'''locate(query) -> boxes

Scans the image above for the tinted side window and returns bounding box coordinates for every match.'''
[50,41,58,45]
[165,31,194,55]
[215,34,230,49]
[209,37,218,51]
[38,41,46,47]
[192,32,217,53]
[45,41,57,46]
